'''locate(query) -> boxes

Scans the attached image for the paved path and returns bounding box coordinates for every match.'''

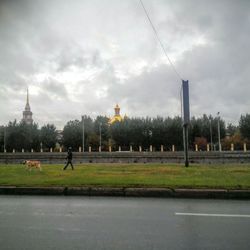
[0,196,250,250]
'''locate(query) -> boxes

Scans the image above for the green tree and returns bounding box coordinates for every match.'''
[239,114,250,140]
[165,116,183,150]
[151,116,165,150]
[82,115,94,151]
[40,124,57,150]
[227,123,238,137]
[0,126,4,152]
[94,116,110,150]
[5,120,40,151]
[62,120,82,151]
[189,114,226,149]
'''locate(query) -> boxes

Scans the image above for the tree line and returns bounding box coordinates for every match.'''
[0,114,250,152]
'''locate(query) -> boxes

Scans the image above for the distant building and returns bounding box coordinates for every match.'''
[22,88,33,125]
[109,104,127,124]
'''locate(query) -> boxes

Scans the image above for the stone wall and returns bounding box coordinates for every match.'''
[0,151,250,164]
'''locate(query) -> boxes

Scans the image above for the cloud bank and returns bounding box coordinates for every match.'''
[0,0,249,128]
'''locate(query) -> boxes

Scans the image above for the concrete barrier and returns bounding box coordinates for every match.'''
[0,186,249,199]
[173,189,228,199]
[0,186,64,195]
[125,188,173,197]
[0,151,250,164]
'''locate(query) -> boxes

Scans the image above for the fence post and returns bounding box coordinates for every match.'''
[207,144,210,152]
[89,146,91,152]
[161,145,164,152]
[130,145,133,152]
[172,145,175,152]
[195,144,198,152]
[139,146,142,152]
[231,143,234,151]
[244,143,247,152]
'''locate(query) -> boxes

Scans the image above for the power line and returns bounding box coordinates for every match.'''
[139,0,182,81]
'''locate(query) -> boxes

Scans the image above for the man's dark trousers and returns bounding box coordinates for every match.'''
[63,160,74,170]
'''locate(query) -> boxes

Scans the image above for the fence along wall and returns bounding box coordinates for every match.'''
[0,151,250,164]
[2,142,248,153]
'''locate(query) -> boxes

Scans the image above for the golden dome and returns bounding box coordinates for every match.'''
[109,104,123,124]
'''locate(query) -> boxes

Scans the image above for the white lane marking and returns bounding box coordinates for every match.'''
[175,212,250,218]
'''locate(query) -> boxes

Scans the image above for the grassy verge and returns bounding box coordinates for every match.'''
[0,163,250,189]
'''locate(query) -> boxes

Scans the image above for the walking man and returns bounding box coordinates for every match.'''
[63,147,74,170]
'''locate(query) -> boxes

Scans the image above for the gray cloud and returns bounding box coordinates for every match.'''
[41,78,68,99]
[0,0,249,128]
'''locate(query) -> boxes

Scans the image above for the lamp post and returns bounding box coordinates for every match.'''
[209,118,213,151]
[217,112,221,152]
[149,130,153,152]
[99,122,102,151]
[3,126,6,152]
[82,116,84,152]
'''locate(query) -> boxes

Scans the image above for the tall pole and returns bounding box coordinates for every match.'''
[182,80,190,167]
[217,112,221,152]
[3,126,6,152]
[183,124,189,167]
[209,118,213,151]
[99,122,102,150]
[82,116,84,152]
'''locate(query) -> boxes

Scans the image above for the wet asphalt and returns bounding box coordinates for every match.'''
[0,196,250,250]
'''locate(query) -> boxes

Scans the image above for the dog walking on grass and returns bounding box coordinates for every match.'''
[23,160,42,171]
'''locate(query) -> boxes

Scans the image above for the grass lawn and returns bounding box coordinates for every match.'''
[0,163,250,189]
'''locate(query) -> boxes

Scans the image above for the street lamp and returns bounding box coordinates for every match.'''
[99,122,102,151]
[209,118,213,151]
[82,116,84,152]
[3,126,6,152]
[217,112,221,152]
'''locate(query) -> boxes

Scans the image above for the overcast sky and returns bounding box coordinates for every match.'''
[0,0,249,129]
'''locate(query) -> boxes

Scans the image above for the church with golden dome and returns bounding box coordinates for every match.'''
[109,104,126,124]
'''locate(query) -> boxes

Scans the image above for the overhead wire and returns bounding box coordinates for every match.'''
[139,0,183,81]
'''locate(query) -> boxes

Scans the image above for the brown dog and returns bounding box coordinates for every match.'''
[23,160,42,171]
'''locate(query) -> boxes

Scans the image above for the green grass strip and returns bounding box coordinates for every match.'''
[0,163,249,189]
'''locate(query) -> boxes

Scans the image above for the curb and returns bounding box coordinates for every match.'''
[0,186,250,199]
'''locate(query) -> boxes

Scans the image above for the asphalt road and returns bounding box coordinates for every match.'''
[0,196,249,250]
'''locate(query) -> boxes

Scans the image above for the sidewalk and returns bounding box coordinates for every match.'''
[0,186,249,199]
